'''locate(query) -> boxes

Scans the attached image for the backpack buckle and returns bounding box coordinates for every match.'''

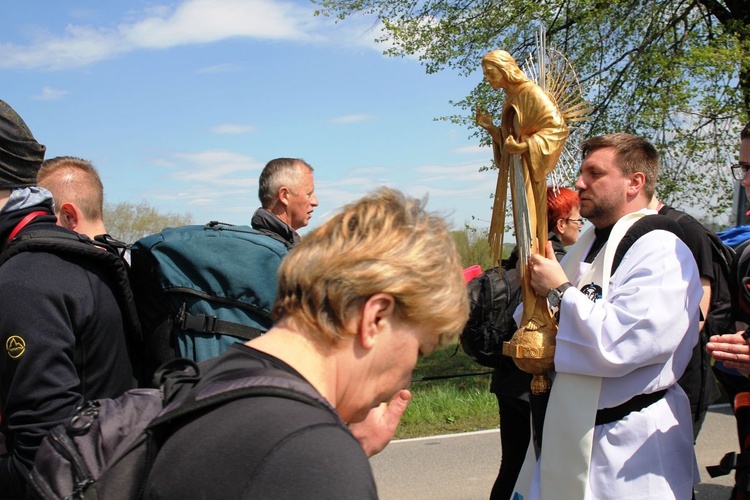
[176,303,218,333]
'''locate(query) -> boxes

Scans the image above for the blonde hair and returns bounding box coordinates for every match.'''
[273,187,469,348]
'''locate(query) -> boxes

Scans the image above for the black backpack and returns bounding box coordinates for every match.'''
[28,358,332,500]
[660,207,730,422]
[460,262,522,368]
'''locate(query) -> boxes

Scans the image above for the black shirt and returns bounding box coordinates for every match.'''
[144,344,377,500]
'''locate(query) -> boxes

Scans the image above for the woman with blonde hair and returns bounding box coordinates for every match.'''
[144,187,470,499]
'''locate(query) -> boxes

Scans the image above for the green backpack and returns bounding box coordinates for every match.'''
[130,221,289,381]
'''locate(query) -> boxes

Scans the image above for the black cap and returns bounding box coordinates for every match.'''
[0,100,46,189]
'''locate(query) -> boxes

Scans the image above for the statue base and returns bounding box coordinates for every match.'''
[502,321,556,395]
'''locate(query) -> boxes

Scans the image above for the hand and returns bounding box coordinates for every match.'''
[476,106,496,132]
[504,136,528,155]
[348,389,412,457]
[528,241,568,297]
[707,332,750,376]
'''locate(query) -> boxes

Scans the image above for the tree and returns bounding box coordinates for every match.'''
[452,225,514,270]
[315,0,750,223]
[103,201,193,243]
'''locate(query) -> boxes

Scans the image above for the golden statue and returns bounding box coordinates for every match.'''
[476,49,569,394]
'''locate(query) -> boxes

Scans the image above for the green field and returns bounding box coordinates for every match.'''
[396,345,500,439]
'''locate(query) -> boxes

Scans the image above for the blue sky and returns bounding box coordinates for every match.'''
[1,0,498,236]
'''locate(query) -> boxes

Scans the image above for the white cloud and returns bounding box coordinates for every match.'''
[196,63,245,74]
[0,0,324,71]
[329,113,375,125]
[167,149,264,185]
[453,144,489,155]
[415,162,491,180]
[32,86,69,100]
[122,0,317,49]
[210,124,256,135]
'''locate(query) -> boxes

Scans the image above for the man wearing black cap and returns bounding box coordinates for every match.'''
[0,100,136,499]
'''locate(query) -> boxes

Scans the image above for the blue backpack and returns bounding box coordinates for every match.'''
[130,221,289,380]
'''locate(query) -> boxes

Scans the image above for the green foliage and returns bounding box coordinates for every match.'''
[452,225,514,269]
[314,0,750,223]
[103,201,194,243]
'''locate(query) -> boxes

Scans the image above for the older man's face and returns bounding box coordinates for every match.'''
[285,168,318,230]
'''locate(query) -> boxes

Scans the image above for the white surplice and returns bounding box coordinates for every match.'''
[527,223,702,500]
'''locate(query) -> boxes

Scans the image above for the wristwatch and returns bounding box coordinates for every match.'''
[547,282,573,307]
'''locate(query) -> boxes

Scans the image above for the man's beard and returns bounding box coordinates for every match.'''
[579,193,619,225]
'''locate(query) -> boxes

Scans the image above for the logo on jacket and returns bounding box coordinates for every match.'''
[6,335,26,358]
[580,282,602,302]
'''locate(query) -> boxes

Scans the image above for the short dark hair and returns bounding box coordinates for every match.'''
[581,133,659,199]
[258,158,313,209]
[742,121,750,141]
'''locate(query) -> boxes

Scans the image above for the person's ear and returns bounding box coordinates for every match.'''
[555,217,565,234]
[358,293,396,350]
[627,172,646,196]
[278,186,291,207]
[58,202,79,230]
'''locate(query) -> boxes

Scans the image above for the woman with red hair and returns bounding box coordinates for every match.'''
[547,186,583,249]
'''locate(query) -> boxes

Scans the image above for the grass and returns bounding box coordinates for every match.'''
[395,344,500,439]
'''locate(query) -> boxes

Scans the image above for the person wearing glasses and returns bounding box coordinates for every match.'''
[490,186,580,500]
[708,121,750,371]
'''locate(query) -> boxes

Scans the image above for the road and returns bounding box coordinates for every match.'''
[371,404,738,499]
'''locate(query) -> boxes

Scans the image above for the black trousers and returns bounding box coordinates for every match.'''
[490,394,531,500]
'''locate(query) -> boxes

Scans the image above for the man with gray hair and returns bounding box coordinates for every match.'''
[251,157,318,247]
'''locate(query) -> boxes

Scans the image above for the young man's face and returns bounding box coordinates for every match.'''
[740,138,750,199]
[575,147,631,228]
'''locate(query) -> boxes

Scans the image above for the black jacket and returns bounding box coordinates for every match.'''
[0,215,136,499]
[251,208,299,249]
[144,344,376,499]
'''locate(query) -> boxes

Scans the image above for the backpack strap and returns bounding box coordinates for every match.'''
[174,301,265,341]
[7,210,48,241]
[611,214,684,275]
[151,365,335,428]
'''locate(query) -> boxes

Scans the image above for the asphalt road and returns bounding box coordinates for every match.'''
[371,404,738,499]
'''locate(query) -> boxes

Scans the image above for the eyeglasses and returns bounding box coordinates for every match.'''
[731,162,750,180]
[564,218,585,226]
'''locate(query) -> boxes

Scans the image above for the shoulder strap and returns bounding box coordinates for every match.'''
[0,228,94,265]
[149,366,336,430]
[611,214,684,275]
